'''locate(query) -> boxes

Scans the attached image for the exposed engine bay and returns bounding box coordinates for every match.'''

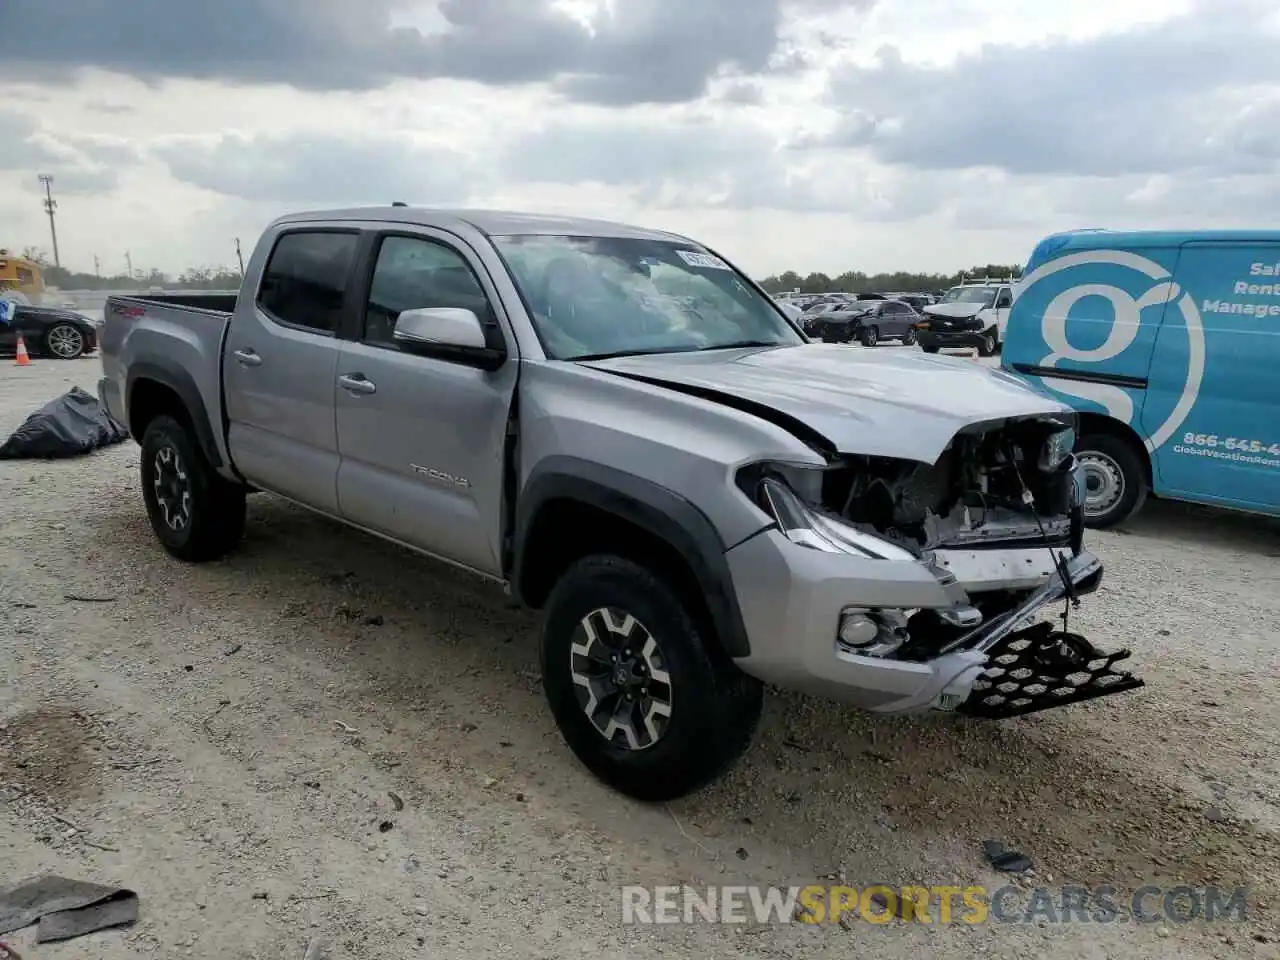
[823,415,1081,554]
[737,414,1143,718]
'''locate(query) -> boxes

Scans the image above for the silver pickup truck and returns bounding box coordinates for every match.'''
[99,207,1143,800]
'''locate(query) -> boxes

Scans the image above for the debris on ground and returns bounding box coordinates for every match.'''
[0,388,127,460]
[982,839,1034,873]
[0,875,138,943]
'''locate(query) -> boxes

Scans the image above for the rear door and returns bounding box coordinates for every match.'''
[223,228,360,513]
[1145,240,1280,510]
[334,230,518,576]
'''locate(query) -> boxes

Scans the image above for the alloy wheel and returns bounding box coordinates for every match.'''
[569,607,673,751]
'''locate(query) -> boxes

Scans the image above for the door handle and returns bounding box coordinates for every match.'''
[233,349,262,367]
[338,374,376,395]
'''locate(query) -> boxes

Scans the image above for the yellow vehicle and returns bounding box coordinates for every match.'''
[0,249,46,303]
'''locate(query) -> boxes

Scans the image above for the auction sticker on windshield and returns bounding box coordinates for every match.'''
[677,250,731,270]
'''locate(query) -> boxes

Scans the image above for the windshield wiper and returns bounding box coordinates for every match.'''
[572,347,682,361]
[696,339,785,351]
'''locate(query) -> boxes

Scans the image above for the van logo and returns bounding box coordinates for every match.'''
[1015,250,1205,453]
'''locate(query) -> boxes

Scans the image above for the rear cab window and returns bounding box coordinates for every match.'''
[256,230,359,335]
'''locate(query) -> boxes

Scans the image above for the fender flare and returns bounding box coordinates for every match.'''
[126,359,223,469]
[512,457,752,658]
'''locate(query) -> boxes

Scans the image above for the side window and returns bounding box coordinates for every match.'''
[363,235,494,348]
[995,287,1013,309]
[256,231,358,334]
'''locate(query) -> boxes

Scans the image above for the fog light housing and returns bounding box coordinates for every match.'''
[839,611,880,647]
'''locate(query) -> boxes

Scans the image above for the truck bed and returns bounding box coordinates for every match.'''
[98,293,237,475]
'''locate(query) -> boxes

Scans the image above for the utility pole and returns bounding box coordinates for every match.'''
[37,174,60,268]
[125,251,133,279]
[93,255,100,277]
[234,237,245,277]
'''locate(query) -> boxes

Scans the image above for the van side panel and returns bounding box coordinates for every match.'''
[1148,241,1280,511]
[1004,245,1180,438]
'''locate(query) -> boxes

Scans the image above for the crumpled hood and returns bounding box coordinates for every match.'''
[923,301,985,319]
[580,344,1070,463]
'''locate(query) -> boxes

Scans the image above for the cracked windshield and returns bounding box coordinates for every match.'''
[493,235,802,360]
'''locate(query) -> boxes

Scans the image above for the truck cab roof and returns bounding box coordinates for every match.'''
[271,207,694,243]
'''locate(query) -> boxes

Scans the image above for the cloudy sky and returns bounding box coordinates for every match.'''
[1,0,1277,280]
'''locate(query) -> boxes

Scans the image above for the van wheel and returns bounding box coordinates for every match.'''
[977,328,999,357]
[541,555,763,801]
[140,415,246,561]
[1075,433,1148,529]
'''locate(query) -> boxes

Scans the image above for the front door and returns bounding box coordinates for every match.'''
[334,231,518,576]
[223,228,360,513]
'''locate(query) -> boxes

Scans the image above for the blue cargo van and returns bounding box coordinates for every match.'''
[1002,229,1280,527]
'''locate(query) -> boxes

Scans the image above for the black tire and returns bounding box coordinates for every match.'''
[44,323,86,359]
[541,555,763,801]
[977,327,998,357]
[1075,432,1148,529]
[902,327,918,346]
[922,345,940,354]
[140,414,246,561]
[860,325,879,347]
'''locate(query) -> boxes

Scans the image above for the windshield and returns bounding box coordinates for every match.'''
[941,286,997,306]
[491,235,804,360]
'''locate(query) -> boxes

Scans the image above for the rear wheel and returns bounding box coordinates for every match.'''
[45,323,85,359]
[1075,433,1148,529]
[140,415,246,561]
[541,555,763,801]
[860,325,879,347]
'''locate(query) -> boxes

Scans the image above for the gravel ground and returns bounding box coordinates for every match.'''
[1,357,1277,960]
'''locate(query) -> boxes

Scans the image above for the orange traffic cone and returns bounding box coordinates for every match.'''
[14,334,32,366]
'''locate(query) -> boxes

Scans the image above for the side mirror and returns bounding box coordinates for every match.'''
[391,307,506,370]
[393,307,487,349]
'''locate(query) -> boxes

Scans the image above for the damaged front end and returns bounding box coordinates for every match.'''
[735,414,1144,719]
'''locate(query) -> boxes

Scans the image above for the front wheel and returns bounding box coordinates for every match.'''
[859,325,879,347]
[140,415,247,561]
[45,323,86,359]
[902,327,918,346]
[1075,433,1148,529]
[977,328,999,357]
[922,344,940,354]
[541,555,763,801]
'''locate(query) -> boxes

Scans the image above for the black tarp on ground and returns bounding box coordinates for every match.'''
[0,387,128,459]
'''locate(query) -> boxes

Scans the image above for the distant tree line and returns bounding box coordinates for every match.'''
[758,264,1024,295]
[18,243,1022,296]
[19,247,242,291]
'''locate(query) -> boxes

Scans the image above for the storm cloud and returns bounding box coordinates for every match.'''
[0,0,874,105]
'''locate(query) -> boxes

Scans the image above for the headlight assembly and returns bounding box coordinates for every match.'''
[1039,426,1076,471]
[758,476,917,561]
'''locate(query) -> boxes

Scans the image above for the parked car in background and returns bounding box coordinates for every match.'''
[0,296,103,358]
[916,280,1015,357]
[884,292,934,312]
[809,298,921,346]
[1003,227,1280,528]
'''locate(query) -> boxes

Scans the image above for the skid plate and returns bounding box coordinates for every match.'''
[959,621,1144,719]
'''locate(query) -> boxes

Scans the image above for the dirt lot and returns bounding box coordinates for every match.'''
[2,357,1278,959]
